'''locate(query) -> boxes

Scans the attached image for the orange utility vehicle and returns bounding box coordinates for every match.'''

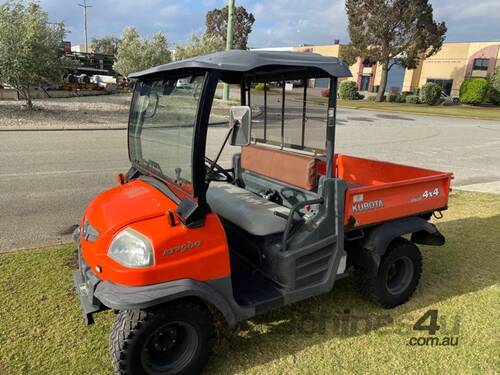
[74,51,452,375]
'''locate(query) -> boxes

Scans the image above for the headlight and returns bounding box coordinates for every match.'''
[108,228,154,268]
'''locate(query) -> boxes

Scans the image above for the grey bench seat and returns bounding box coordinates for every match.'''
[207,183,290,236]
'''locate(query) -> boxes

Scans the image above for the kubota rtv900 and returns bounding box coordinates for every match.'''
[74,51,452,375]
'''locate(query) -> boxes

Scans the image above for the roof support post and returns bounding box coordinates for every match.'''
[281,80,285,149]
[264,82,267,141]
[325,77,338,179]
[301,80,307,148]
[222,0,235,101]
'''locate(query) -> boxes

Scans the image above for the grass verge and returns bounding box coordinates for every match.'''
[0,191,499,374]
[337,100,500,120]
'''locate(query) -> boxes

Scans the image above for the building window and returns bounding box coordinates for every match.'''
[427,79,453,96]
[473,58,489,71]
[362,59,374,68]
[359,75,370,91]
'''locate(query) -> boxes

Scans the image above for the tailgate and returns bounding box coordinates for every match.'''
[344,174,452,227]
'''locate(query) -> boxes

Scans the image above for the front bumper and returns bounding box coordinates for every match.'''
[74,239,107,325]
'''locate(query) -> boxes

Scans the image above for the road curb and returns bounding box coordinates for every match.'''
[0,126,128,132]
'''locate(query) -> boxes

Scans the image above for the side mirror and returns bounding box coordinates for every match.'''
[143,92,159,119]
[229,106,252,146]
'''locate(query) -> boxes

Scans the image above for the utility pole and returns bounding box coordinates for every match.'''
[223,0,235,101]
[78,0,92,54]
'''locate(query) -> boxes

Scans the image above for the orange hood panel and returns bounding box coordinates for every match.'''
[85,179,172,235]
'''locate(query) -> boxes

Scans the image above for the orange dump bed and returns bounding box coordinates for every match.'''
[319,154,453,228]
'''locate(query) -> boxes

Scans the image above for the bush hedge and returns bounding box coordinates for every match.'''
[387,94,399,103]
[398,91,412,103]
[459,78,489,105]
[405,95,420,104]
[339,81,361,100]
[420,82,442,105]
[255,83,268,91]
[487,67,500,105]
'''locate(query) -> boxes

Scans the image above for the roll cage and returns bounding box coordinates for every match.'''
[127,50,352,225]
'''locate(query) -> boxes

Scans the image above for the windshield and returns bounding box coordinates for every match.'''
[128,75,206,194]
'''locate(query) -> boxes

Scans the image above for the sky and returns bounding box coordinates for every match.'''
[36,0,500,48]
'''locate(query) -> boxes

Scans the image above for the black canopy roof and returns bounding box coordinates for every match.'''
[128,50,352,82]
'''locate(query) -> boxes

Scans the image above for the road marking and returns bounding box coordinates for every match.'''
[0,168,124,179]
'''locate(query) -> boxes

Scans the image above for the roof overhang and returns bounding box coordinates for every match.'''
[128,50,352,82]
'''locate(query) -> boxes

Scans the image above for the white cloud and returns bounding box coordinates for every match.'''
[429,0,500,41]
[39,0,500,49]
[248,0,346,47]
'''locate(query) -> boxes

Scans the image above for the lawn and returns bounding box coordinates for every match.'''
[277,89,500,121]
[337,100,500,121]
[0,191,499,374]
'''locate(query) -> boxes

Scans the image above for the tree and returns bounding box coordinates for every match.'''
[175,33,224,61]
[91,36,120,55]
[205,5,255,50]
[342,0,447,101]
[113,27,172,77]
[0,1,69,108]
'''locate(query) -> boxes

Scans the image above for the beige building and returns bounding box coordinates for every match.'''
[294,41,500,96]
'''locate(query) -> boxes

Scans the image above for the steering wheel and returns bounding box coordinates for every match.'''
[205,157,234,183]
[281,187,308,207]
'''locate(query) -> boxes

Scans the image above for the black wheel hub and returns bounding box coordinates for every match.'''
[141,322,198,374]
[385,256,414,295]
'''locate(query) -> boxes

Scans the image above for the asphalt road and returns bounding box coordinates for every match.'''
[1,108,499,252]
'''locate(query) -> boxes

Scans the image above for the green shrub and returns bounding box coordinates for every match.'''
[339,81,360,100]
[367,95,377,101]
[398,92,412,103]
[388,94,399,103]
[405,95,420,104]
[459,78,489,105]
[420,82,442,105]
[487,67,500,105]
[255,82,268,91]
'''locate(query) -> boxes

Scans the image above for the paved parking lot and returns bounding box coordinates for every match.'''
[1,106,499,251]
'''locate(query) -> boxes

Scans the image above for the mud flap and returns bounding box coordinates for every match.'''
[411,230,445,246]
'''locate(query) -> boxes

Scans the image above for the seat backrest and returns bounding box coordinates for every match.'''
[240,145,317,190]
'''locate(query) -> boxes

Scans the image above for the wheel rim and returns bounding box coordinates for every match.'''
[141,321,198,375]
[385,256,414,295]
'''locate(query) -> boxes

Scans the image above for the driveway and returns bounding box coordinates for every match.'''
[1,108,499,252]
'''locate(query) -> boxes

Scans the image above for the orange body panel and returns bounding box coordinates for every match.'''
[318,154,453,227]
[80,179,230,287]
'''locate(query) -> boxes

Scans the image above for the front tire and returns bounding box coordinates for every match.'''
[110,301,215,375]
[354,237,422,308]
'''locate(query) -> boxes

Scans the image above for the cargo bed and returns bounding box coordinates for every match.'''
[319,154,453,228]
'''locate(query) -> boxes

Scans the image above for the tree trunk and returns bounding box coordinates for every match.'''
[24,86,33,109]
[376,62,389,102]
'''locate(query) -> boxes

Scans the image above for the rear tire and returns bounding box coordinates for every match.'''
[110,300,215,375]
[353,237,422,308]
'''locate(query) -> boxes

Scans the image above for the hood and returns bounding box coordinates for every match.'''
[85,179,176,235]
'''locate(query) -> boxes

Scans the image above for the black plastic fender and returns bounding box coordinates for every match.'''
[94,277,253,328]
[353,217,442,276]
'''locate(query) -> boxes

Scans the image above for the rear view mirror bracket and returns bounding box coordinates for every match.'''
[229,106,251,146]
